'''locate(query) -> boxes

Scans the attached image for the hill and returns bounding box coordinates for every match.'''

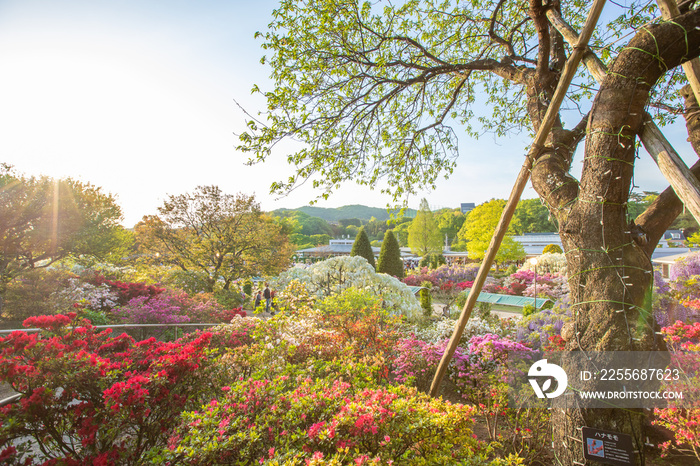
[277,204,417,222]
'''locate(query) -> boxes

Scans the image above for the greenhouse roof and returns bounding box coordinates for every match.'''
[406,286,551,309]
[466,290,551,309]
[406,286,425,295]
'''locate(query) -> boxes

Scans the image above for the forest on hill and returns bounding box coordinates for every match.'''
[276,204,418,222]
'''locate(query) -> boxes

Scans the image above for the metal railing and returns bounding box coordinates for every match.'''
[0,322,221,338]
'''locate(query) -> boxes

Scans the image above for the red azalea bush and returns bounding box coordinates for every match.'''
[0,313,220,464]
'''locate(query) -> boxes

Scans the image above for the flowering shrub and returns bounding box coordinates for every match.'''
[0,313,219,464]
[113,290,242,326]
[653,320,700,461]
[518,253,567,275]
[515,307,570,350]
[274,256,421,317]
[449,334,534,405]
[115,293,192,325]
[243,287,400,388]
[390,331,533,406]
[317,288,402,357]
[481,277,504,294]
[89,274,165,305]
[403,263,480,287]
[391,337,445,392]
[158,376,520,465]
[50,278,120,313]
[405,316,505,345]
[653,271,700,326]
[209,307,246,322]
[670,251,700,281]
[502,270,568,300]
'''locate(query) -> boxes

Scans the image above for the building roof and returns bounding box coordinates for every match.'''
[651,249,699,264]
[511,233,562,245]
[296,244,381,255]
[662,230,686,240]
[460,202,476,213]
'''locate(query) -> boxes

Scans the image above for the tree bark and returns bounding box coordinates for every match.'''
[534,10,700,465]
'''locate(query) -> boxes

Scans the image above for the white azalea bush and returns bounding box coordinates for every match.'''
[406,316,504,345]
[273,256,421,318]
[519,252,567,275]
[50,278,119,312]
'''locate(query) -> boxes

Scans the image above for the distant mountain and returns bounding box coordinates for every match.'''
[277,204,417,222]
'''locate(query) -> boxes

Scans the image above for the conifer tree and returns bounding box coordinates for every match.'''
[350,227,375,268]
[377,230,404,278]
[408,199,442,257]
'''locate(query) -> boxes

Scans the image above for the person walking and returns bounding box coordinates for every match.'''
[254,291,262,311]
[263,283,271,313]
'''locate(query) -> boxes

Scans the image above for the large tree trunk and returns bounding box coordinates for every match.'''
[526,9,700,464]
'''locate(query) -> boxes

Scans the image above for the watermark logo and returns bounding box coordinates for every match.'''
[528,359,568,399]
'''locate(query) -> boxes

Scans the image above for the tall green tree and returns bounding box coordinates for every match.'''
[350,227,375,268]
[0,165,123,314]
[407,199,442,257]
[391,218,412,247]
[299,216,334,236]
[435,208,466,247]
[513,198,557,233]
[136,187,293,292]
[457,199,524,264]
[377,230,404,278]
[239,1,700,460]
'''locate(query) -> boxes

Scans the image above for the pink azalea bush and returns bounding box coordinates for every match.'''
[653,320,700,461]
[157,377,518,465]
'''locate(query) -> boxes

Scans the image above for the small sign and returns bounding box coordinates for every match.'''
[582,427,635,465]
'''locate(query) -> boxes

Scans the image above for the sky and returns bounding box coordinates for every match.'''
[0,0,697,227]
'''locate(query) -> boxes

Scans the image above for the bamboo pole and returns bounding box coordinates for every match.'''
[429,0,609,397]
[547,8,700,226]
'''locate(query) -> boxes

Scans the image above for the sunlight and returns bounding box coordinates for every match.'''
[51,178,59,254]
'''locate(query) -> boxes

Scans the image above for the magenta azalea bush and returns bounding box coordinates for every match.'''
[116,294,192,325]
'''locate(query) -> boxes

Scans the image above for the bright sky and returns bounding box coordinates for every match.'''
[0,0,696,227]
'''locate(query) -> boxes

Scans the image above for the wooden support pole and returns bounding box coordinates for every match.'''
[429,0,608,398]
[656,0,700,105]
[547,8,700,226]
[641,119,700,218]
